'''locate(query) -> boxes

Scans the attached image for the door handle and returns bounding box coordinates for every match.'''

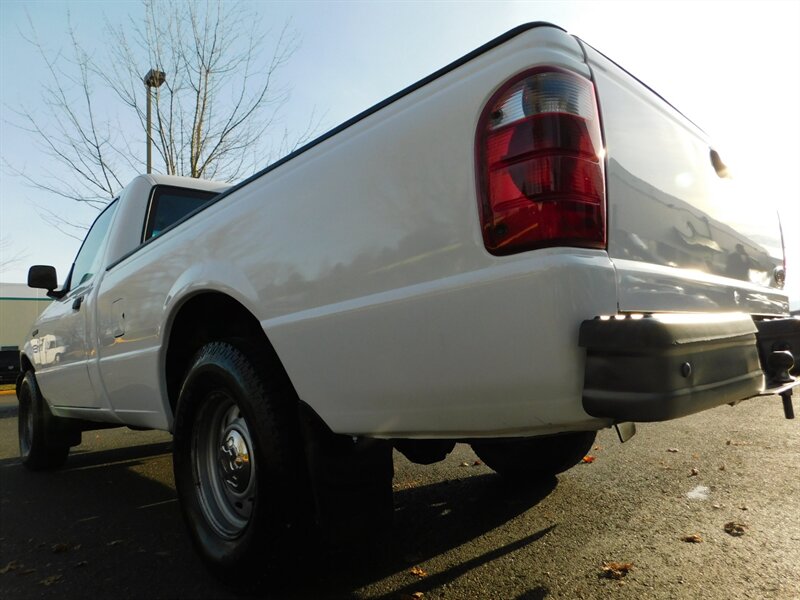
[72,295,84,311]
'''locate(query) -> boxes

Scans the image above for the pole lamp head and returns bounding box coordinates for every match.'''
[143,69,166,88]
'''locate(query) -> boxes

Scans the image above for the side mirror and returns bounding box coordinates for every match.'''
[28,265,58,292]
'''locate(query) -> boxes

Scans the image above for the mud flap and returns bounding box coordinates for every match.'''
[297,402,394,546]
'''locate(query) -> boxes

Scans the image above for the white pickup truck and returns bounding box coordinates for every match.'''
[18,23,799,577]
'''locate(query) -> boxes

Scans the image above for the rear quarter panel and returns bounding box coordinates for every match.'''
[98,25,619,437]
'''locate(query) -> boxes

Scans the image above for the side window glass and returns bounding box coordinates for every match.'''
[143,186,219,241]
[70,200,118,290]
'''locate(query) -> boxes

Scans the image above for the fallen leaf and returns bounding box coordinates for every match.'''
[724,521,747,536]
[740,506,749,511]
[601,561,633,579]
[682,534,703,543]
[667,448,679,453]
[472,460,482,466]
[459,462,470,467]
[712,503,722,509]
[718,465,726,471]
[0,560,19,574]
[39,574,63,586]
[409,566,428,579]
[689,467,699,477]
[582,455,596,463]
[51,543,69,554]
[593,445,603,450]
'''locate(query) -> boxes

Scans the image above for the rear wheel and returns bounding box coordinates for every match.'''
[173,341,308,580]
[471,431,596,482]
[18,371,71,470]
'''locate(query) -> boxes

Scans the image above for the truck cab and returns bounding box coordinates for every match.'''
[24,175,228,424]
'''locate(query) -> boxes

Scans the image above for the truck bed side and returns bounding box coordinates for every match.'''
[93,25,618,436]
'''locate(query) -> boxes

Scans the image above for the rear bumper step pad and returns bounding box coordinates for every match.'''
[579,313,764,422]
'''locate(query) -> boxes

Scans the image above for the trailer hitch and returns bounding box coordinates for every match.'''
[780,390,794,420]
[768,350,795,419]
[754,318,800,420]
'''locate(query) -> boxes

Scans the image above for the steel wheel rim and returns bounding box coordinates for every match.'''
[192,390,257,540]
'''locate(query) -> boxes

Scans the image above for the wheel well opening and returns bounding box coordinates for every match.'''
[17,353,34,389]
[164,292,290,415]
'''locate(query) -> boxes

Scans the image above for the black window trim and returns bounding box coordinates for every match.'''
[141,184,221,244]
[62,198,119,296]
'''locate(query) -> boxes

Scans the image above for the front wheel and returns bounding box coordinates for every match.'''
[17,371,72,470]
[173,341,308,580]
[471,431,596,482]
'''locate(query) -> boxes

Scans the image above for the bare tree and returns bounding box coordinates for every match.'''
[8,0,317,220]
[0,236,28,273]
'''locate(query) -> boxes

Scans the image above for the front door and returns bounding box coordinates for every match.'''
[33,201,118,409]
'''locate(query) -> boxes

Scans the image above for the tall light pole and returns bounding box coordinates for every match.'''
[143,69,166,174]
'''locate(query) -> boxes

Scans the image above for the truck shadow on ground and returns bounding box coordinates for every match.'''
[0,437,557,599]
[0,440,230,600]
[274,474,557,599]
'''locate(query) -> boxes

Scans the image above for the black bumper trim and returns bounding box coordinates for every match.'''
[580,314,764,422]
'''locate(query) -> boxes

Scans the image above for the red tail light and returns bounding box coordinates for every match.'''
[476,67,606,255]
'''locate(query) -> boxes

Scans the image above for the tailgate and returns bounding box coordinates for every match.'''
[579,41,788,316]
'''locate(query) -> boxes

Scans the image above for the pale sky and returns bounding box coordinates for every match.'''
[1,1,798,306]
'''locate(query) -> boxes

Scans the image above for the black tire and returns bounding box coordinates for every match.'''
[471,431,597,481]
[172,341,308,581]
[17,371,71,470]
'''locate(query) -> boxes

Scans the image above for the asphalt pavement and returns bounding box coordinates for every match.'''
[0,395,798,599]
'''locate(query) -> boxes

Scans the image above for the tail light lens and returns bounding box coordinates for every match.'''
[476,67,606,255]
